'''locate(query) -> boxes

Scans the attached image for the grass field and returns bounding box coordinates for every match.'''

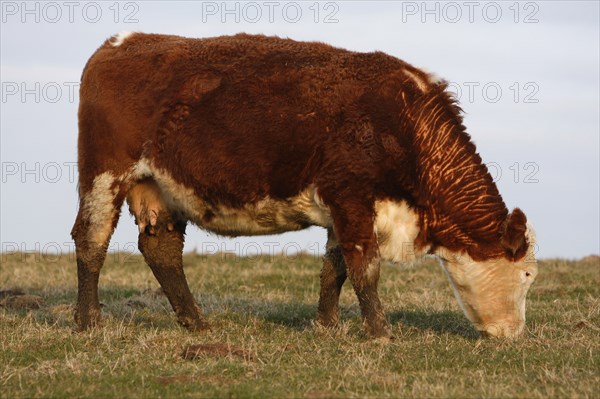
[1,251,599,398]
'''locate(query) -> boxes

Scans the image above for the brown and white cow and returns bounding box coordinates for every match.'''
[72,32,537,339]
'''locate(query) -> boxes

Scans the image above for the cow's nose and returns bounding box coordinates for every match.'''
[481,323,524,339]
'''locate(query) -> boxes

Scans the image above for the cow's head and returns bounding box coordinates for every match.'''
[438,208,538,338]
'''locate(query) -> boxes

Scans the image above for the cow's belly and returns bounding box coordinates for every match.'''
[188,188,333,236]
[128,160,424,262]
[132,160,333,236]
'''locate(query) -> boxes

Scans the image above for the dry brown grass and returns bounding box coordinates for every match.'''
[1,252,598,398]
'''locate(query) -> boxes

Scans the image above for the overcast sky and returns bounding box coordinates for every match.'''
[1,1,598,259]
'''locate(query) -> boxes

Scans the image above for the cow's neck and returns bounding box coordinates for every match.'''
[406,90,509,261]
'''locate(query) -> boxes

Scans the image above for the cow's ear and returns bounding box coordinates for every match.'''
[501,208,528,260]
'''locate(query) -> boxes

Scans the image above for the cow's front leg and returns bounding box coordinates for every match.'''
[138,214,209,331]
[317,229,347,328]
[346,250,392,339]
[330,204,393,339]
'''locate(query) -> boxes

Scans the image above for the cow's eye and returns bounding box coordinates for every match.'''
[525,271,531,277]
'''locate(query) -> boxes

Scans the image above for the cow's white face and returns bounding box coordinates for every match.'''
[439,242,538,338]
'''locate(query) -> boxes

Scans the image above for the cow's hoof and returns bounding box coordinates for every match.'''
[369,330,396,343]
[180,317,211,332]
[366,324,395,341]
[371,336,395,344]
[74,307,101,331]
[315,314,340,329]
[314,321,340,335]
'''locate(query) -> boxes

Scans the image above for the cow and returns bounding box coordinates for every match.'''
[71,32,538,339]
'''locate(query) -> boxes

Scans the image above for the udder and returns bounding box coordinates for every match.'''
[127,178,173,234]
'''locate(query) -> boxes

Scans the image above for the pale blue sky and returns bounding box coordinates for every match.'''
[1,1,599,258]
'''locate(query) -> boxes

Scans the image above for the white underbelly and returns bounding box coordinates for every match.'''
[138,164,332,236]
[130,159,423,261]
[187,187,334,236]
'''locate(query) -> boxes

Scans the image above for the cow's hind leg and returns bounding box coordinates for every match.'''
[71,172,125,330]
[316,229,347,328]
[329,203,393,339]
[130,180,209,331]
